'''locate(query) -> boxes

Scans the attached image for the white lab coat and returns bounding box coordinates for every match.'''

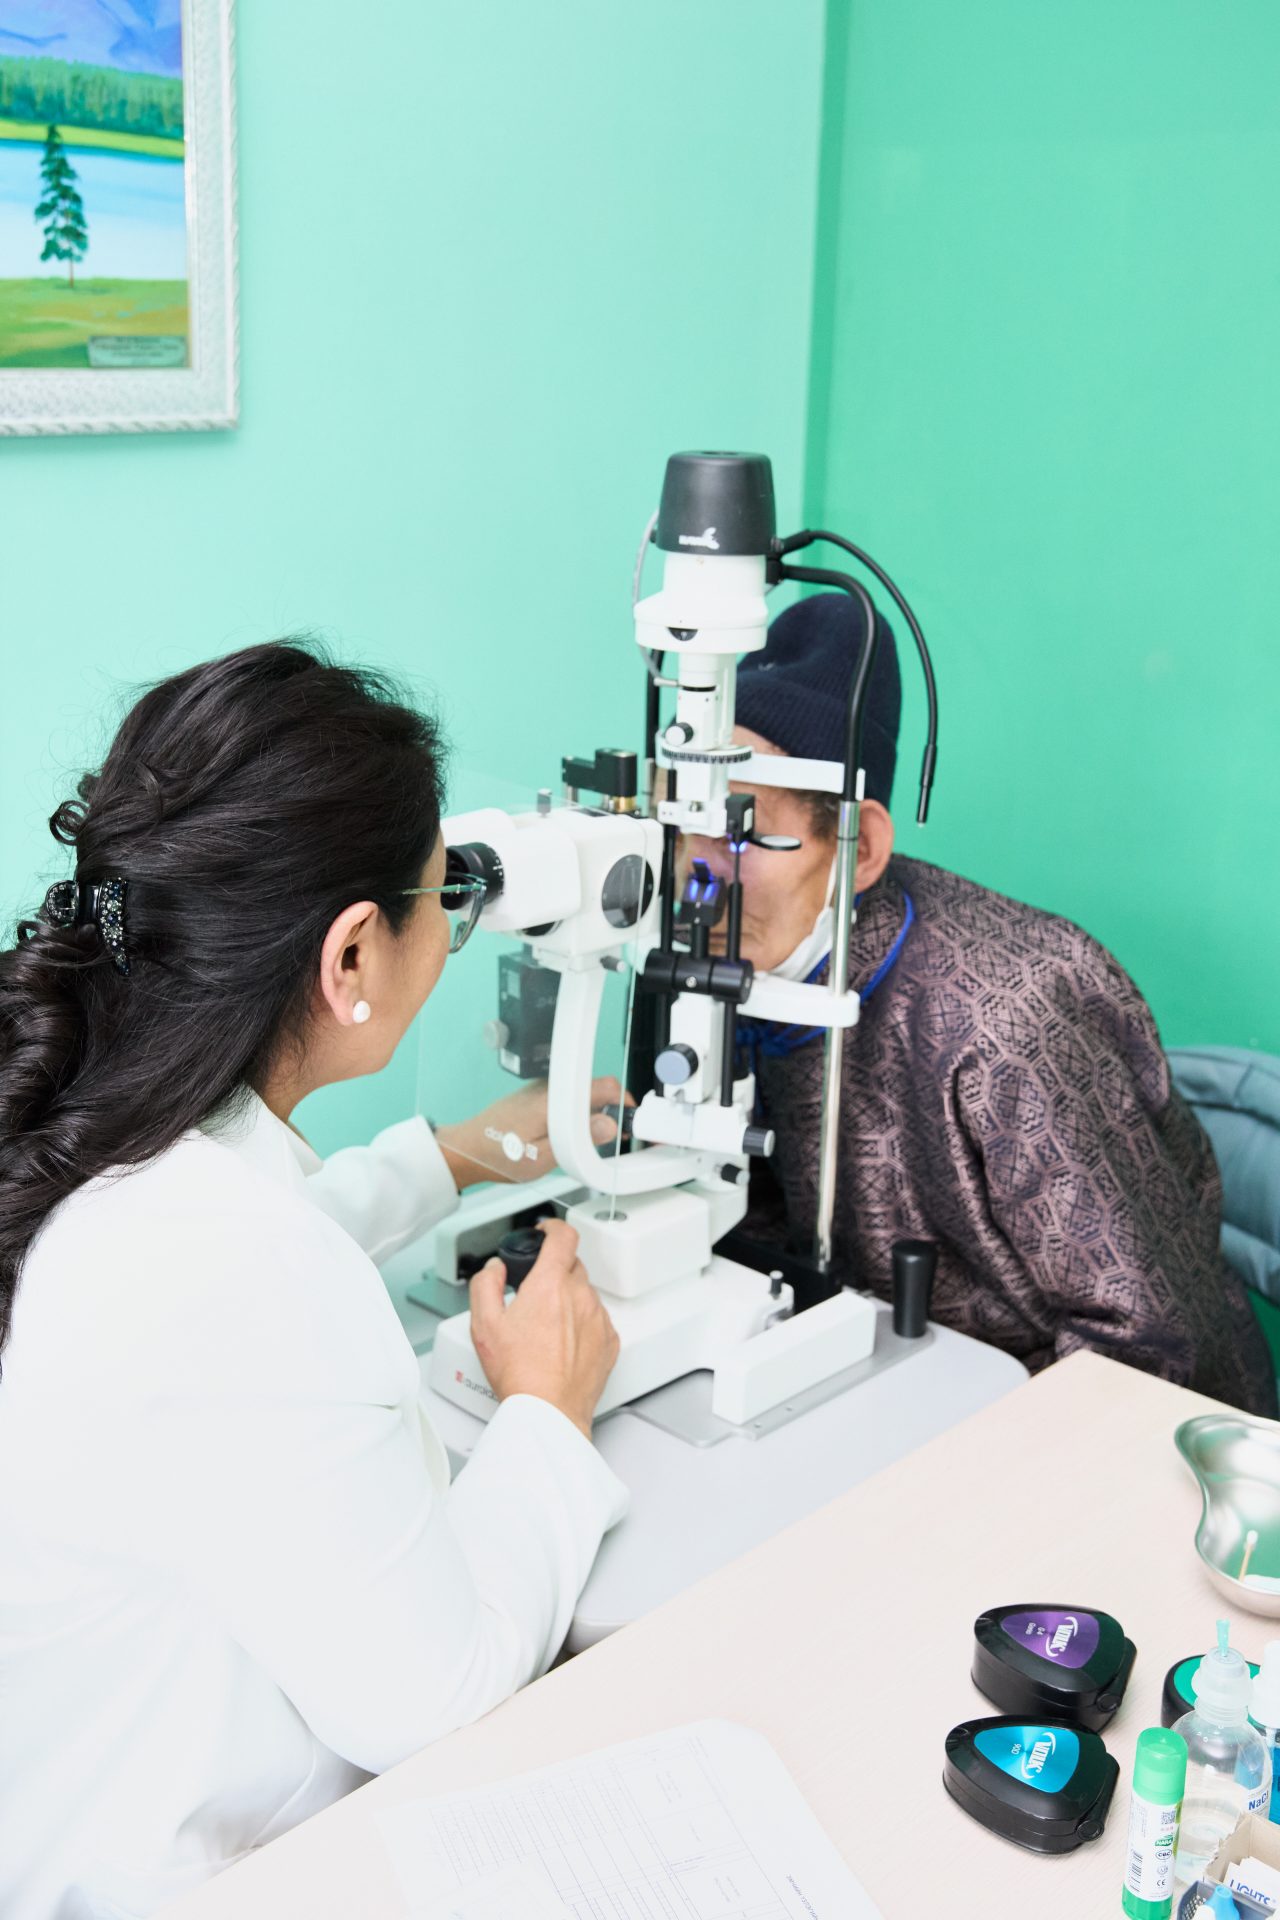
[0,1092,627,1920]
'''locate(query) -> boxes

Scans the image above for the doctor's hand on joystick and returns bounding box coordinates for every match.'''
[493,1227,549,1289]
[434,1076,632,1190]
[467,1218,620,1440]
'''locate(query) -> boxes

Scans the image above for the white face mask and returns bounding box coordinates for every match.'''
[767,856,837,982]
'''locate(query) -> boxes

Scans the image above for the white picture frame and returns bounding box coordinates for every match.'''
[0,0,237,435]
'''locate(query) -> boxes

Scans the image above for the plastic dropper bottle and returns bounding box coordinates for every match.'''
[1172,1620,1272,1887]
[1250,1639,1280,1822]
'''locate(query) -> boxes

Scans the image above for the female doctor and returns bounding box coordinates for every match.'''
[0,642,627,1920]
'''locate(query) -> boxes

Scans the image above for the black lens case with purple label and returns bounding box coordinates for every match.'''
[972,1604,1136,1732]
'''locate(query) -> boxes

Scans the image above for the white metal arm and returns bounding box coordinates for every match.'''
[545,963,716,1195]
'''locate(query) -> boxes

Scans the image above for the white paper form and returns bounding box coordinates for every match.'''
[412,1862,563,1919]
[377,1718,881,1920]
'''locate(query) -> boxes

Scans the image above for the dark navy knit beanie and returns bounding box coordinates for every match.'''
[734,592,902,807]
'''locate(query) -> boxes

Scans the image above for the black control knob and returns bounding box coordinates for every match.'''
[892,1239,937,1339]
[663,721,695,747]
[742,1124,776,1157]
[655,1042,699,1087]
[595,1101,635,1141]
[496,1226,546,1290]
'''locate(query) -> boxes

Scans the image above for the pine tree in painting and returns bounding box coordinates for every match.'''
[34,126,89,288]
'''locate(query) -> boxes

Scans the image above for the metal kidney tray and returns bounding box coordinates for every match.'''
[1177,1412,1280,1617]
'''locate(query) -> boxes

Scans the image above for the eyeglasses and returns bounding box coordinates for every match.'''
[401,874,489,954]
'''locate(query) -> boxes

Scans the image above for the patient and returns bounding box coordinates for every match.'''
[687,593,1276,1415]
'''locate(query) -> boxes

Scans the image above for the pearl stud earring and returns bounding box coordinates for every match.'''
[352,1000,372,1025]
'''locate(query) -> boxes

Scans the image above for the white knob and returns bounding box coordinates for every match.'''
[655,1042,699,1087]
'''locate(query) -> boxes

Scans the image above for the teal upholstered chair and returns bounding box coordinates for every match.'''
[1169,1046,1280,1374]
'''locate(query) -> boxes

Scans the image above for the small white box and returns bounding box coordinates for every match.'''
[566,1189,711,1300]
[710,1289,877,1425]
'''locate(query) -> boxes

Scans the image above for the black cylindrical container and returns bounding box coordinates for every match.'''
[891,1239,936,1338]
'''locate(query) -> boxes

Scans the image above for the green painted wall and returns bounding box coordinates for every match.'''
[7,0,1273,1171]
[0,0,826,1152]
[809,0,1280,1055]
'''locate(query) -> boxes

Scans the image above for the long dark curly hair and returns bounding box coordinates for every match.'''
[0,639,446,1359]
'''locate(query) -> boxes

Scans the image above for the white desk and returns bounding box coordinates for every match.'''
[160,1354,1238,1919]
[381,1231,1028,1647]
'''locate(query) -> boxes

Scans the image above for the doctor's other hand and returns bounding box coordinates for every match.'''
[467,1220,619,1440]
[435,1077,630,1189]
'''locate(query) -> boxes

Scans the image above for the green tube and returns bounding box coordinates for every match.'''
[1123,1727,1189,1920]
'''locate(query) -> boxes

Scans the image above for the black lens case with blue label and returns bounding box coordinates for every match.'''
[971,1603,1136,1732]
[943,1715,1119,1853]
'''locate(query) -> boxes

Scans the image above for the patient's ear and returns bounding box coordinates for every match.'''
[855,799,894,891]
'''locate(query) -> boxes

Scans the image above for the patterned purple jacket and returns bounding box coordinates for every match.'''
[744,854,1276,1415]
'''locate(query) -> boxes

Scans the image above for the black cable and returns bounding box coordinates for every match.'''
[645,649,663,780]
[777,528,938,824]
[776,563,879,805]
[654,817,678,1054]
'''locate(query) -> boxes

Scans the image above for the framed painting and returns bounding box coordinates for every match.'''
[0,0,236,434]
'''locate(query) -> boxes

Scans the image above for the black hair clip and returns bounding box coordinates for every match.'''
[41,877,131,977]
[40,881,75,927]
